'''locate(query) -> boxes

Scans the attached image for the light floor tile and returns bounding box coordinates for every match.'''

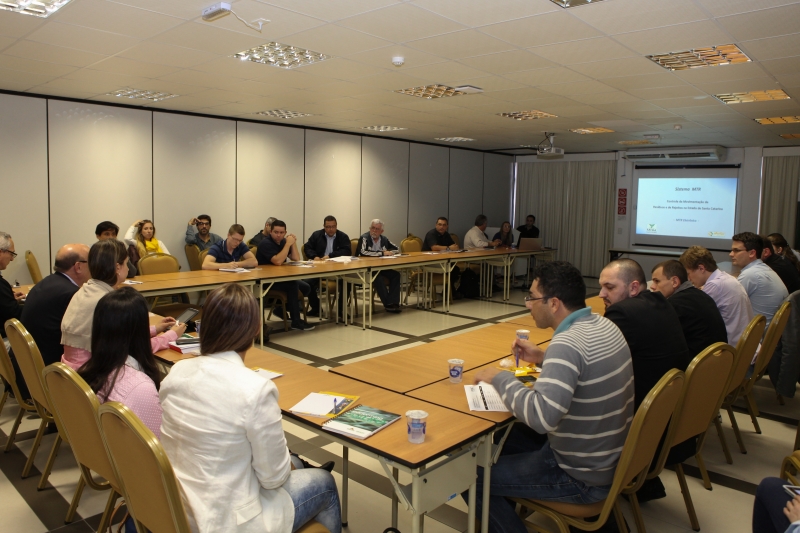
[341,341,427,364]
[270,324,405,359]
[0,473,48,533]
[430,323,493,341]
[369,307,478,337]
[447,299,528,320]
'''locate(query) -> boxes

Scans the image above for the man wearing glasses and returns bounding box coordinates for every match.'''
[202,224,257,271]
[731,231,787,328]
[186,214,222,251]
[1,231,28,400]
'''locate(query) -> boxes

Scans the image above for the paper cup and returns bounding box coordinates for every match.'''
[516,329,529,341]
[406,410,428,444]
[448,358,464,383]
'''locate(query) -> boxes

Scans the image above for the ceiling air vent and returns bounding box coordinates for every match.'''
[624,146,727,163]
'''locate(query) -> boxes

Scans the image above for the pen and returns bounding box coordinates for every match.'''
[515,350,519,369]
[332,398,340,414]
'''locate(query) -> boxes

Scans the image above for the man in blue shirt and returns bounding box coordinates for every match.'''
[202,224,257,270]
[186,214,223,251]
[731,232,788,327]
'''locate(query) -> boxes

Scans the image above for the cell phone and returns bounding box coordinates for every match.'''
[175,337,200,346]
[784,485,800,497]
[175,308,200,325]
[516,375,537,384]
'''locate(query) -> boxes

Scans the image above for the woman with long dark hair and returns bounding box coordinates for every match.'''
[768,233,800,275]
[125,219,170,259]
[78,287,163,437]
[493,221,515,247]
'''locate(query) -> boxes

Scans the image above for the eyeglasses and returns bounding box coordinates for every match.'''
[197,222,210,226]
[1,249,17,259]
[524,295,546,303]
[730,248,747,254]
[75,260,88,264]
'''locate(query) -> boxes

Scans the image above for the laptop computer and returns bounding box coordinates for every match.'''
[518,238,542,251]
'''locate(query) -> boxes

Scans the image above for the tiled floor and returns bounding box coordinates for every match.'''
[2,278,797,533]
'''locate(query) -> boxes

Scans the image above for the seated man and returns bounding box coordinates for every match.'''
[463,214,501,249]
[248,217,276,247]
[650,260,728,357]
[762,236,800,294]
[1,231,28,400]
[422,216,462,298]
[680,245,753,345]
[202,224,257,271]
[95,221,137,278]
[356,219,401,313]
[515,214,540,246]
[600,258,693,502]
[21,244,90,366]
[472,261,633,533]
[303,216,350,316]
[731,232,788,327]
[185,214,222,252]
[255,220,314,331]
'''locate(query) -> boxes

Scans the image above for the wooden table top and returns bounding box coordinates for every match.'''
[504,296,606,329]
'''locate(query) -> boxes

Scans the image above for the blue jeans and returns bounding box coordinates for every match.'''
[753,476,793,533]
[285,469,342,533]
[464,425,611,533]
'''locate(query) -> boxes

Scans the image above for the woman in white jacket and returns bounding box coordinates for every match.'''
[124,219,170,260]
[159,283,341,533]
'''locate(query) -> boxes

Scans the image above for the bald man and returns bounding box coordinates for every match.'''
[21,243,90,365]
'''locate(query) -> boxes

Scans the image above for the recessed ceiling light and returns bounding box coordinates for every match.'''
[755,116,800,125]
[256,109,313,119]
[498,110,558,120]
[435,137,474,142]
[647,44,751,71]
[107,88,179,102]
[0,0,72,17]
[453,85,484,94]
[396,85,466,99]
[549,0,606,7]
[570,127,614,134]
[619,140,656,146]
[781,134,800,139]
[233,42,329,69]
[362,125,407,132]
[714,90,790,104]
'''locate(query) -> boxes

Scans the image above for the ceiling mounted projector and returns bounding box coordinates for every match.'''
[537,133,564,159]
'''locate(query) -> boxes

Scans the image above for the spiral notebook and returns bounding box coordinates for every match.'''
[288,392,359,418]
[322,405,401,440]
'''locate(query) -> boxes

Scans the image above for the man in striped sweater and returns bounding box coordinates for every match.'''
[473,261,634,533]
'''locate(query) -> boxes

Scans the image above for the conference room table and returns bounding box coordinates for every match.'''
[503,295,606,329]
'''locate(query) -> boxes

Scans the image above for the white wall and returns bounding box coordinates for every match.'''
[483,153,514,227]
[361,137,409,245]
[408,144,449,241]
[449,150,484,242]
[0,94,48,284]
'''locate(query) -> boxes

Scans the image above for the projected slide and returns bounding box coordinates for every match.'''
[636,178,737,239]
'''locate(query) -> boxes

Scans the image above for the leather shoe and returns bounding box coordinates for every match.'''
[319,461,335,472]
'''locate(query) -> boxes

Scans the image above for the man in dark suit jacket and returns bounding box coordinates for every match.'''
[651,260,728,357]
[20,244,90,366]
[762,237,800,294]
[303,216,351,316]
[600,258,693,502]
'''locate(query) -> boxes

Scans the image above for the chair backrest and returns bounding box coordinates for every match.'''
[99,402,192,533]
[301,246,308,260]
[198,249,209,266]
[5,319,51,414]
[184,245,202,271]
[652,343,736,473]
[25,250,43,284]
[0,335,27,404]
[753,301,792,380]
[728,315,766,395]
[450,233,460,248]
[248,245,257,256]
[608,369,684,506]
[350,239,358,256]
[138,253,181,275]
[400,238,422,253]
[42,363,119,490]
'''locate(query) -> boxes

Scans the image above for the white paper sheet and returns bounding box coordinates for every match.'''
[465,382,509,412]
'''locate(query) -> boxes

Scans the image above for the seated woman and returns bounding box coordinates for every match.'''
[159,283,341,533]
[78,287,163,437]
[61,240,184,370]
[125,219,171,259]
[492,221,514,247]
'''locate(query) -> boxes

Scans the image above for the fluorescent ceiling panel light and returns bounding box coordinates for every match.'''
[618,140,655,146]
[0,0,72,17]
[233,42,329,69]
[755,116,800,125]
[647,44,751,71]
[714,89,790,104]
[453,85,483,94]
[256,109,313,119]
[435,137,474,142]
[643,134,661,140]
[549,0,606,7]
[396,84,466,99]
[780,133,800,139]
[362,125,407,132]
[570,127,614,134]
[107,88,179,102]
[498,110,558,120]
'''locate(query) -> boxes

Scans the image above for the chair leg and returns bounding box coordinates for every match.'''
[4,407,25,452]
[726,405,748,454]
[627,492,646,533]
[745,392,762,434]
[675,464,700,531]
[65,474,85,524]
[37,434,62,490]
[96,489,120,533]
[0,389,8,413]
[778,394,785,406]
[22,418,48,478]
[714,413,733,464]
[695,451,712,490]
[613,499,629,533]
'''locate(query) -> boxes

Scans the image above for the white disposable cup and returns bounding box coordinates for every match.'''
[516,329,530,341]
[406,410,428,444]
[448,358,464,383]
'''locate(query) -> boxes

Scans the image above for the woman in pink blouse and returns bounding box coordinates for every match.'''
[78,287,163,437]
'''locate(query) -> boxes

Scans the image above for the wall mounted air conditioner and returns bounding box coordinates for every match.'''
[624,146,727,163]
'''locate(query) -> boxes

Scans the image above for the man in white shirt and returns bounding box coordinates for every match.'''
[680,245,753,345]
[731,232,788,327]
[463,214,501,249]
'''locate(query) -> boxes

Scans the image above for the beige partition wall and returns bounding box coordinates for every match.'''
[408,143,449,240]
[448,149,484,242]
[237,122,305,246]
[304,130,362,243]
[153,112,236,272]
[361,137,410,245]
[48,100,153,262]
[0,94,49,284]
[483,153,513,226]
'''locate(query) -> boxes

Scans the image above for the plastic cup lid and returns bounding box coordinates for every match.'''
[405,410,429,419]
[448,359,464,365]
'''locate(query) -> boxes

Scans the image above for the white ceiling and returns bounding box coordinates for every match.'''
[1,0,800,153]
